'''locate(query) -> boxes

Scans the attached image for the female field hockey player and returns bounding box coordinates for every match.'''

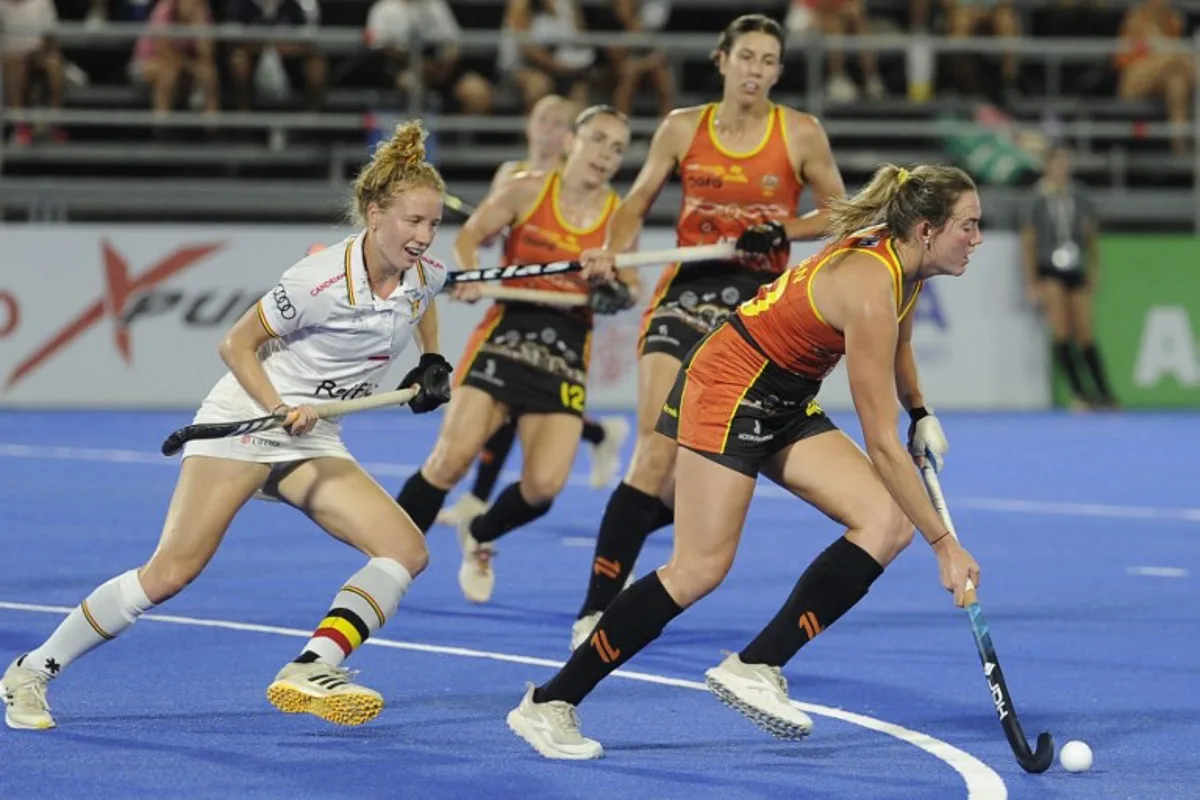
[436,93,629,529]
[506,163,982,759]
[394,105,637,604]
[2,121,453,731]
[566,13,848,651]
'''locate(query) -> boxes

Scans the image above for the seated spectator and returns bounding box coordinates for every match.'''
[365,0,492,115]
[0,0,66,145]
[226,0,326,112]
[498,0,597,112]
[130,0,219,121]
[1115,0,1193,154]
[942,0,1019,101]
[603,0,673,118]
[786,0,885,103]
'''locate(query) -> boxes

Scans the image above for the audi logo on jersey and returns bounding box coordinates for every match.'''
[272,284,297,319]
[313,379,374,401]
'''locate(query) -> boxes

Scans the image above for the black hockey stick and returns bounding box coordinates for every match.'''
[444,242,736,285]
[920,459,1055,774]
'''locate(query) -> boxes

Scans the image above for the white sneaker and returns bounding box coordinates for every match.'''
[506,683,603,760]
[569,612,603,652]
[586,416,631,489]
[435,492,489,528]
[266,661,384,726]
[456,516,495,603]
[1,657,55,730]
[704,653,813,740]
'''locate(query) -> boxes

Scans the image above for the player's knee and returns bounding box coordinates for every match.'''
[139,556,206,604]
[519,466,567,505]
[626,433,676,493]
[386,537,429,577]
[862,500,915,563]
[422,439,476,488]
[661,555,730,608]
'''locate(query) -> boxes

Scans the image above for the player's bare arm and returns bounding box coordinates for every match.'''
[219,305,290,415]
[781,110,846,242]
[454,173,547,270]
[839,260,950,547]
[893,308,925,412]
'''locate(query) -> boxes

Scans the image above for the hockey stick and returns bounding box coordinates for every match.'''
[443,193,477,219]
[920,459,1055,774]
[161,385,421,457]
[473,285,589,307]
[445,241,737,285]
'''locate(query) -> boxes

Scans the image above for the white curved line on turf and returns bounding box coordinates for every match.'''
[0,600,1006,800]
[3,442,1199,523]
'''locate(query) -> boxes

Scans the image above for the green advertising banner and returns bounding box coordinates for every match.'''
[1053,236,1200,408]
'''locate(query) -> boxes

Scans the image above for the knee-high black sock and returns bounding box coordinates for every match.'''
[1053,340,1089,401]
[471,421,517,503]
[470,482,550,544]
[739,537,884,669]
[1080,343,1116,404]
[536,571,683,706]
[578,482,674,618]
[581,418,605,446]
[395,471,448,533]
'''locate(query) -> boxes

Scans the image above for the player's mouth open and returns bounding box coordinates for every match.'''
[742,81,760,94]
[404,245,425,257]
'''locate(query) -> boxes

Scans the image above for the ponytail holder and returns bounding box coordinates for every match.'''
[896,168,910,187]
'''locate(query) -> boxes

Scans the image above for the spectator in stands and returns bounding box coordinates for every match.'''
[942,0,1019,101]
[1115,0,1194,155]
[498,0,597,112]
[596,0,673,118]
[0,0,66,145]
[785,0,885,103]
[1020,145,1117,411]
[365,0,492,115]
[130,0,219,122]
[226,0,326,113]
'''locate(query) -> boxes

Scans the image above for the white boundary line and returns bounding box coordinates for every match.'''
[2,441,1198,524]
[0,600,1007,800]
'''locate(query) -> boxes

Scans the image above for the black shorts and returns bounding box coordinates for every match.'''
[639,262,781,361]
[1036,263,1088,291]
[457,303,591,417]
[655,318,838,478]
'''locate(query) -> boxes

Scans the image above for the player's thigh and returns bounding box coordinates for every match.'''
[516,412,584,501]
[424,385,508,483]
[1066,288,1095,341]
[625,351,683,491]
[143,456,271,602]
[1039,278,1070,339]
[273,457,428,575]
[660,446,757,607]
[762,430,911,561]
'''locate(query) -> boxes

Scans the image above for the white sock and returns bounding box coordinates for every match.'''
[296,557,412,667]
[23,570,153,679]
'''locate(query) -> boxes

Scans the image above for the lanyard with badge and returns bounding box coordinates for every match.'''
[1047,191,1081,271]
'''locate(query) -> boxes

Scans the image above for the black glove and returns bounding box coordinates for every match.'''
[589,280,635,315]
[399,352,453,414]
[735,220,788,257]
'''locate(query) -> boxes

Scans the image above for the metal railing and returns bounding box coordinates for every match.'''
[2,23,1199,228]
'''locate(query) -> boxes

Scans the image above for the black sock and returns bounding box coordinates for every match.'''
[578,483,674,618]
[536,571,683,706]
[581,418,606,446]
[470,482,550,544]
[1053,340,1088,401]
[739,537,884,668]
[395,470,448,533]
[1080,343,1116,403]
[471,422,517,502]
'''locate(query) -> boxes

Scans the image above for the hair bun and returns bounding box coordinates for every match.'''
[382,120,427,165]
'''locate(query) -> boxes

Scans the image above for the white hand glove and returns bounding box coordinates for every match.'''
[908,407,948,471]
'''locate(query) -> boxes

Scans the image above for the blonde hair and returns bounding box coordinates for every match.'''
[351,120,446,226]
[825,163,977,243]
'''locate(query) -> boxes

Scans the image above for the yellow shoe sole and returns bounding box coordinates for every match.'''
[265,682,383,727]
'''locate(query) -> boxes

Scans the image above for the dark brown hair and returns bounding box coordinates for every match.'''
[712,14,786,66]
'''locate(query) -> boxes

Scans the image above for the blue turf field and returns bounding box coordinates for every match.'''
[1,408,1197,800]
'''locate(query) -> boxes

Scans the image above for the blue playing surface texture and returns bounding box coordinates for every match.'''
[1,408,1197,800]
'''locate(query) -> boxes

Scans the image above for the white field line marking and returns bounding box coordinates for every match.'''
[0,600,1006,799]
[2,442,1197,524]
